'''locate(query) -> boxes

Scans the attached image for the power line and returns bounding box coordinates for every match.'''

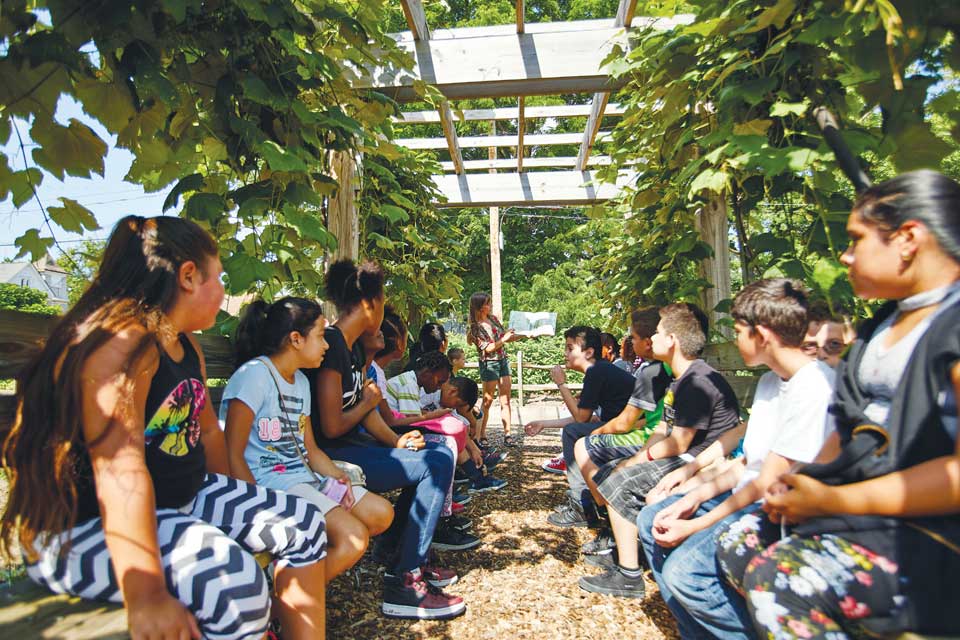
[1,192,167,216]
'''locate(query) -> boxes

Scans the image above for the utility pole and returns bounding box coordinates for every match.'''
[488,119,503,318]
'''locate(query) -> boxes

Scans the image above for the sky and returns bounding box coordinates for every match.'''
[1,94,172,261]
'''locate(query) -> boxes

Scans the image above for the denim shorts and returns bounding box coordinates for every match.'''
[479,358,511,382]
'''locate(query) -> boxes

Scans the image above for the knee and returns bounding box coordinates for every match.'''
[365,495,394,536]
[574,438,588,464]
[207,552,272,640]
[424,446,455,478]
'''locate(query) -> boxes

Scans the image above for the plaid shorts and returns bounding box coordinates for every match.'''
[596,457,686,524]
[584,431,647,466]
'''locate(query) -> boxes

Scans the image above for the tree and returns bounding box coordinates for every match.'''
[60,240,105,304]
[0,283,60,315]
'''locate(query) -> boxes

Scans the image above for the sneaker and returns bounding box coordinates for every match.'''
[469,475,507,493]
[451,500,466,515]
[431,519,482,551]
[547,501,588,528]
[483,450,508,470]
[585,550,617,568]
[452,491,471,505]
[578,567,646,598]
[541,456,566,474]
[445,514,473,532]
[382,572,466,619]
[581,528,616,556]
[385,565,459,589]
[453,469,471,488]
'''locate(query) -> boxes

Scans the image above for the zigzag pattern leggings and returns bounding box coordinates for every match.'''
[27,473,327,640]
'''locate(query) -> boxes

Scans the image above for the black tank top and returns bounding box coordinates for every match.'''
[75,335,208,522]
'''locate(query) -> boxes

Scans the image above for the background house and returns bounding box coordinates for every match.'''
[0,255,69,311]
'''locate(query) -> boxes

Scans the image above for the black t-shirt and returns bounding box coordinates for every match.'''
[661,359,740,457]
[577,359,636,420]
[305,326,373,448]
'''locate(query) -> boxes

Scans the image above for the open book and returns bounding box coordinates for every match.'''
[508,311,557,338]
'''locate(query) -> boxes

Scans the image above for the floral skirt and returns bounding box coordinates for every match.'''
[715,505,902,640]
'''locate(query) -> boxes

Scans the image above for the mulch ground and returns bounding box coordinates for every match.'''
[327,426,680,639]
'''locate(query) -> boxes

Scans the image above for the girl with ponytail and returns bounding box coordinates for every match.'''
[1,216,328,640]
[223,297,393,581]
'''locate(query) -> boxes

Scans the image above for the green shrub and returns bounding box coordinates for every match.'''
[0,283,60,316]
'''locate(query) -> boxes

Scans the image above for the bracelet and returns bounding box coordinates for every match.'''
[646,448,655,462]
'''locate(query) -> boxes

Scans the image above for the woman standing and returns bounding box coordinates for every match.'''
[467,292,525,447]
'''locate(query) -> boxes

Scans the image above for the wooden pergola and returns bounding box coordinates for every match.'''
[329,1,730,321]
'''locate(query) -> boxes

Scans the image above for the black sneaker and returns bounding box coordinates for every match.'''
[453,469,471,488]
[547,501,588,528]
[581,528,616,555]
[585,550,617,568]
[445,514,473,532]
[431,519,481,551]
[381,572,466,619]
[578,567,646,598]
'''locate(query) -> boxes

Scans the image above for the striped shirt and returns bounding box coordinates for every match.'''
[386,370,423,416]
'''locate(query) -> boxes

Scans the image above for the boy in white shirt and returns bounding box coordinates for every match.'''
[635,279,836,639]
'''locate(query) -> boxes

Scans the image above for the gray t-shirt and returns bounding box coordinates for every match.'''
[220,357,319,491]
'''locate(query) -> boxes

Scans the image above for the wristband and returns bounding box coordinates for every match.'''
[646,448,655,462]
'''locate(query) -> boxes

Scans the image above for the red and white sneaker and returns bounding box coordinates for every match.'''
[451,500,466,515]
[382,571,465,619]
[541,456,566,474]
[422,564,459,587]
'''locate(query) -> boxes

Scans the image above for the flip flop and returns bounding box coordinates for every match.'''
[478,438,490,450]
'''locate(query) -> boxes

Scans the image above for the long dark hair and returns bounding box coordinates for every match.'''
[376,306,407,359]
[1,216,218,557]
[325,259,385,312]
[408,322,447,369]
[234,297,323,366]
[467,292,491,346]
[854,170,960,262]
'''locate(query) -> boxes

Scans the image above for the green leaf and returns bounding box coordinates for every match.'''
[786,148,831,172]
[388,192,417,210]
[163,173,205,211]
[223,251,273,291]
[74,79,136,132]
[9,168,43,208]
[240,76,288,109]
[257,141,308,172]
[379,204,409,223]
[811,256,846,294]
[769,100,809,117]
[748,0,796,32]
[284,181,322,207]
[14,228,55,261]
[185,193,226,222]
[689,168,729,195]
[30,118,107,180]
[162,0,187,22]
[283,208,336,246]
[48,198,100,233]
[732,119,772,136]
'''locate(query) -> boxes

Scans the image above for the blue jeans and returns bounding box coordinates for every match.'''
[326,441,454,572]
[562,421,601,510]
[638,493,753,640]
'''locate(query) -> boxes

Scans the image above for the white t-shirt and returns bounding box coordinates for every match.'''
[734,360,836,492]
[370,360,388,397]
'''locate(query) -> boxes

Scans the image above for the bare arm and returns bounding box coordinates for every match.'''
[593,405,644,435]
[550,366,593,422]
[83,332,200,638]
[646,425,698,459]
[314,369,378,439]
[222,399,257,484]
[377,395,450,428]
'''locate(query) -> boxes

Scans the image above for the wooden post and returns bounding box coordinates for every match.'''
[488,120,503,318]
[697,194,732,337]
[517,349,524,407]
[326,150,360,320]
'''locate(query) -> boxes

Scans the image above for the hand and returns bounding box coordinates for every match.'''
[549,365,567,386]
[764,473,833,524]
[524,420,545,436]
[502,328,516,343]
[652,516,699,549]
[647,466,695,503]
[340,479,356,510]
[361,380,382,406]
[397,431,425,451]
[127,592,201,640]
[656,493,701,523]
[423,407,453,420]
[470,446,483,467]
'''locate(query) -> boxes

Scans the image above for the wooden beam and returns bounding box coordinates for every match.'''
[397,103,624,123]
[516,0,524,33]
[575,93,609,170]
[397,131,610,150]
[432,170,634,207]
[437,101,464,173]
[697,195,732,337]
[576,0,637,169]
[388,16,691,42]
[518,98,525,172]
[400,0,430,40]
[439,155,615,171]
[360,21,651,101]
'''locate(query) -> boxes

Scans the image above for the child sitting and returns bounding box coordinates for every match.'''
[222,297,394,582]
[448,347,467,375]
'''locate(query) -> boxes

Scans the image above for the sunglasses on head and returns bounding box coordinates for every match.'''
[801,339,845,357]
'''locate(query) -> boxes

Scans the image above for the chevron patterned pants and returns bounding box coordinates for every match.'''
[27,474,327,640]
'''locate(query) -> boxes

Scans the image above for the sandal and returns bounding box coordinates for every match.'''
[478,438,490,450]
[503,434,520,447]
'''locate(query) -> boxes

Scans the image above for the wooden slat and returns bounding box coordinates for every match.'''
[0,578,127,639]
[432,169,634,207]
[388,15,692,42]
[361,22,633,101]
[439,155,614,171]
[615,0,639,27]
[437,101,464,173]
[399,0,430,40]
[516,0,525,33]
[517,97,525,172]
[397,131,609,150]
[397,103,624,123]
